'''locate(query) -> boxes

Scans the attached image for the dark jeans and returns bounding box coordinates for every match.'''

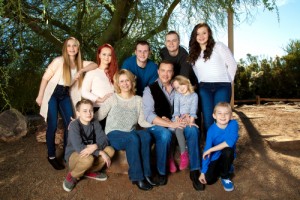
[198,82,232,137]
[46,85,73,157]
[205,147,234,184]
[107,129,152,181]
[147,125,172,175]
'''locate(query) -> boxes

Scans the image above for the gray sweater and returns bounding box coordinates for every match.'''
[65,118,109,162]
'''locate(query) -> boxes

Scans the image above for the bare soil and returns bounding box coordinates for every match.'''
[0,104,299,200]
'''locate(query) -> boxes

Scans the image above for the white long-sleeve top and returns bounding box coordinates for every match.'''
[192,42,237,83]
[81,68,114,107]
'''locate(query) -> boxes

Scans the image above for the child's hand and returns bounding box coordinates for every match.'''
[100,151,111,167]
[202,149,211,160]
[199,173,207,184]
[80,144,98,157]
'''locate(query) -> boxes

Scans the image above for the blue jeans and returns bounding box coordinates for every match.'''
[183,126,201,171]
[107,129,152,181]
[147,125,172,175]
[198,82,232,135]
[46,85,73,157]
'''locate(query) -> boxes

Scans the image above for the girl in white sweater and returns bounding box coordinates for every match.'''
[187,23,237,138]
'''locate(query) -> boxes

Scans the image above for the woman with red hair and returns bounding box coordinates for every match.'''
[82,44,118,122]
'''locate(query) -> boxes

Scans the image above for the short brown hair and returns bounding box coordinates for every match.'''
[135,40,150,51]
[75,99,93,111]
[166,31,180,41]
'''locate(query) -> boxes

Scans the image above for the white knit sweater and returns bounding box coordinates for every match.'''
[97,94,152,134]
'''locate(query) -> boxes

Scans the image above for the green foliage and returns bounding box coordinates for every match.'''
[235,40,300,100]
[1,0,279,113]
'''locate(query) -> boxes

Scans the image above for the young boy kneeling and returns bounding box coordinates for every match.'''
[199,102,239,192]
[63,99,115,192]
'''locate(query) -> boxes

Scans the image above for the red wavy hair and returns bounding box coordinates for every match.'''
[96,43,118,83]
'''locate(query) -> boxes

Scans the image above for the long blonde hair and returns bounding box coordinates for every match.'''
[62,37,83,87]
[172,75,194,93]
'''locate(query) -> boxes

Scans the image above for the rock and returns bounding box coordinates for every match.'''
[0,108,28,142]
[106,150,129,174]
[35,118,64,149]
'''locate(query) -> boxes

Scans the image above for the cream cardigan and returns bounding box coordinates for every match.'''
[39,56,92,121]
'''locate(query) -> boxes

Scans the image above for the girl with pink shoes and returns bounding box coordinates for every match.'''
[169,75,199,172]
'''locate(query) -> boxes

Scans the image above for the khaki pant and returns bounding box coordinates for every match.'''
[68,146,115,178]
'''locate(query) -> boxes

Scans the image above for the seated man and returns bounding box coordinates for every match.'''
[143,60,203,190]
[121,40,158,96]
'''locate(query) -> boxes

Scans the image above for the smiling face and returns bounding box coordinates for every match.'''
[158,62,174,85]
[173,80,189,95]
[76,103,94,125]
[213,106,232,128]
[165,33,180,55]
[135,44,150,64]
[66,39,79,57]
[99,47,112,67]
[118,74,132,93]
[196,26,209,48]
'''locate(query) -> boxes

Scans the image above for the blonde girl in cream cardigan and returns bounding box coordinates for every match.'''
[36,37,97,170]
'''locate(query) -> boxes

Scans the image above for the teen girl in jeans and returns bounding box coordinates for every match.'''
[36,37,97,170]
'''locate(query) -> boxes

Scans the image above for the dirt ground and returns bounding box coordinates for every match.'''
[0,104,299,200]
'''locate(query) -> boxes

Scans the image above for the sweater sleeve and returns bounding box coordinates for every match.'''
[218,42,237,82]
[68,120,87,153]
[92,120,109,156]
[81,71,98,102]
[189,93,198,118]
[172,92,180,119]
[42,57,61,81]
[224,120,239,147]
[97,94,114,121]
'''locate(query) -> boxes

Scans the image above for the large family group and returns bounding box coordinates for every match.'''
[36,23,239,193]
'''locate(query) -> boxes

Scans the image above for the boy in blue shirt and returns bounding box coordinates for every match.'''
[199,102,239,192]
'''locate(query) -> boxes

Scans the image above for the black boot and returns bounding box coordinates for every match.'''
[132,180,153,191]
[145,176,158,186]
[48,157,65,170]
[190,170,204,191]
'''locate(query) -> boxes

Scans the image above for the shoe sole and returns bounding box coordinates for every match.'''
[84,175,107,181]
[63,182,72,192]
[223,186,234,192]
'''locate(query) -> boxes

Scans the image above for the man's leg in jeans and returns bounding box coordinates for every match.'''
[148,125,172,176]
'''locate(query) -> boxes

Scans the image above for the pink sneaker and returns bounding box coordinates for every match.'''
[169,158,177,173]
[179,151,189,170]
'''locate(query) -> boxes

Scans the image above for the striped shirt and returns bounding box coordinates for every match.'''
[192,42,237,83]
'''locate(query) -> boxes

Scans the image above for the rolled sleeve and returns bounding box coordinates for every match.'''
[42,57,61,81]
[142,86,157,124]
